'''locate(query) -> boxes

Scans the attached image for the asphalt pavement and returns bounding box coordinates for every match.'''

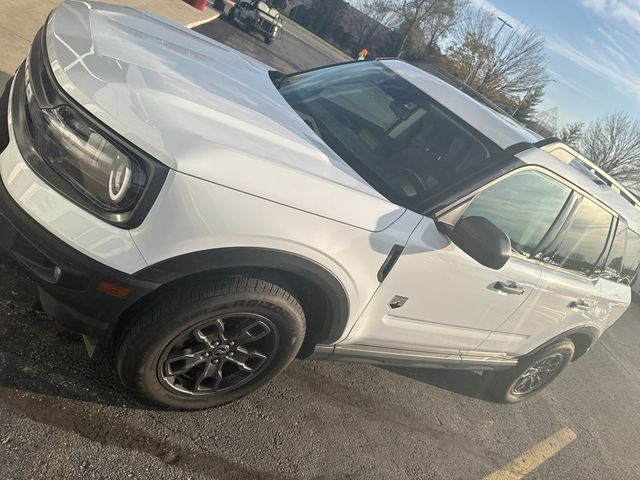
[194,14,350,73]
[2,14,640,480]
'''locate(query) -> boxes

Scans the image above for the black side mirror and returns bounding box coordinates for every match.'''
[438,216,511,270]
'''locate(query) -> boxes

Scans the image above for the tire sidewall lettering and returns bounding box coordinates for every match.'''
[218,299,292,319]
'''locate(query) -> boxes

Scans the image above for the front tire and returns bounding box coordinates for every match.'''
[483,339,575,403]
[116,277,305,410]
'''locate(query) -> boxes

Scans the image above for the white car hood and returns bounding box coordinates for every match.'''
[45,1,405,231]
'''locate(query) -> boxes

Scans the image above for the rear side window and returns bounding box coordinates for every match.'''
[622,230,640,284]
[460,171,571,257]
[279,62,498,210]
[604,221,626,281]
[550,197,613,277]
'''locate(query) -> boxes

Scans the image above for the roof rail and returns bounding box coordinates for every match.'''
[536,138,640,209]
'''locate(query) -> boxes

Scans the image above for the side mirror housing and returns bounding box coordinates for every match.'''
[439,216,511,270]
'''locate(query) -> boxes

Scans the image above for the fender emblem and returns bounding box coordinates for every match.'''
[389,295,408,309]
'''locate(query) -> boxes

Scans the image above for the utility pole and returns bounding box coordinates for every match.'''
[512,88,532,116]
[464,16,513,85]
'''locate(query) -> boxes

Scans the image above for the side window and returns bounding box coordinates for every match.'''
[604,220,626,281]
[549,197,613,277]
[460,171,571,257]
[621,229,640,285]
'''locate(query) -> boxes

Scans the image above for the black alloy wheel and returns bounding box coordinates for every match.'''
[158,313,279,395]
[117,277,305,409]
[483,338,575,403]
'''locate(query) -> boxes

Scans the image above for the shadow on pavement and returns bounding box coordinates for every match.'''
[383,367,492,401]
[0,253,149,410]
[0,71,11,93]
[0,251,295,479]
[386,294,640,401]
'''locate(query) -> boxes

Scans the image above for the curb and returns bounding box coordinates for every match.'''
[185,12,221,29]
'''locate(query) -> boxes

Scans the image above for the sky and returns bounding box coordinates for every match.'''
[471,0,640,128]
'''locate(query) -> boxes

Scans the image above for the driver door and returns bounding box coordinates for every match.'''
[344,169,574,356]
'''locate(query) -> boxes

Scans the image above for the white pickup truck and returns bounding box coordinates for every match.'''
[228,0,283,44]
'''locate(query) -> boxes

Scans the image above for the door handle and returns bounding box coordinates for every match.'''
[570,299,593,311]
[493,281,525,295]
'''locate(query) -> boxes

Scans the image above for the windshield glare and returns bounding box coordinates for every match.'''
[279,62,494,210]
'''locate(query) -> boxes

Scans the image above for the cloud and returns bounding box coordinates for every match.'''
[547,68,592,98]
[545,36,640,101]
[596,27,630,68]
[471,0,640,120]
[582,0,640,31]
[546,5,640,106]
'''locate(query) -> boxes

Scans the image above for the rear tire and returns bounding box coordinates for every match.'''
[483,339,575,403]
[265,36,273,45]
[227,7,235,20]
[116,277,305,410]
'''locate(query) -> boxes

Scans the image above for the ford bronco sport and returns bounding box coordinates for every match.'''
[1,1,638,409]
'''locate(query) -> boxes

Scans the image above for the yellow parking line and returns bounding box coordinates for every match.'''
[185,14,220,29]
[484,427,577,480]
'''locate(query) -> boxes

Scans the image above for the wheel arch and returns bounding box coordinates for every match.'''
[115,248,350,355]
[525,326,600,362]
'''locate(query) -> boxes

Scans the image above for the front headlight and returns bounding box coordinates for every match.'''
[18,25,168,228]
[35,104,145,212]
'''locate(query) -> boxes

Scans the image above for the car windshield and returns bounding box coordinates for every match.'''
[278,62,498,210]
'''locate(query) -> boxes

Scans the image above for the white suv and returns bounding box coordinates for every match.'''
[1,1,638,409]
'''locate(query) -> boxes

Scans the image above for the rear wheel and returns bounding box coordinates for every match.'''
[227,7,235,19]
[483,339,575,403]
[116,277,305,410]
[265,36,273,44]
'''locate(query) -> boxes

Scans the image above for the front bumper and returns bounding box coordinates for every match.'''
[0,77,159,337]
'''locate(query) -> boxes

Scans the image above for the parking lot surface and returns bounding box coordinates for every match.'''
[2,14,640,480]
[194,14,350,73]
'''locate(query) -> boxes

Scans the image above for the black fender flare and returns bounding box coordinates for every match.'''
[523,325,600,362]
[133,247,350,344]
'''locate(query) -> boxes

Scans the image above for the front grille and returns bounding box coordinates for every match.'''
[256,19,274,33]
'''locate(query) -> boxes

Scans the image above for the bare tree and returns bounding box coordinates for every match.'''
[364,0,398,27]
[421,0,463,51]
[388,0,457,58]
[447,5,496,83]
[580,112,640,190]
[483,29,548,96]
[347,1,393,48]
[558,121,584,148]
[446,6,548,98]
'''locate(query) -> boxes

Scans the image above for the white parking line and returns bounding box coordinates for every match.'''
[185,14,220,29]
[484,427,577,480]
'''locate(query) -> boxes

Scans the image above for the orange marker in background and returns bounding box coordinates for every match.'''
[184,0,207,11]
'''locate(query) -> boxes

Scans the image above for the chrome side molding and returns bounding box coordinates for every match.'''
[308,344,517,371]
